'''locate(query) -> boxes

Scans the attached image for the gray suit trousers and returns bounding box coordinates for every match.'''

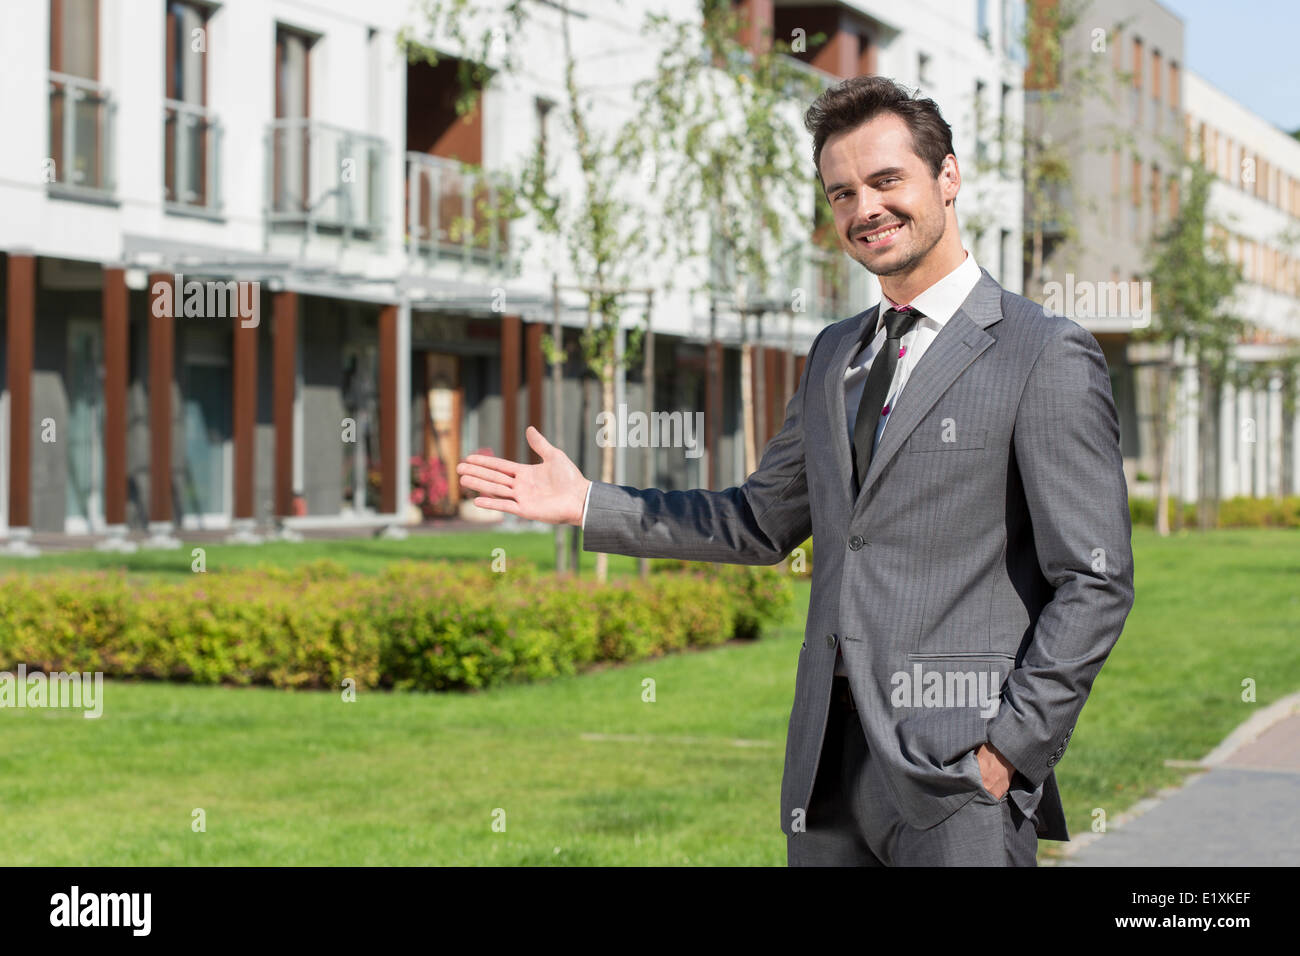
[788,677,1038,866]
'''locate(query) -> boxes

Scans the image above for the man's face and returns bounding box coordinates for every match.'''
[819,113,956,278]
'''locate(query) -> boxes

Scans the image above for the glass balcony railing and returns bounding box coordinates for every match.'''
[164,99,221,214]
[266,119,386,240]
[47,71,115,198]
[807,245,870,323]
[404,153,509,269]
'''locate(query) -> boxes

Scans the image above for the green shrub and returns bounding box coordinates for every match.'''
[1129,496,1300,529]
[0,558,791,694]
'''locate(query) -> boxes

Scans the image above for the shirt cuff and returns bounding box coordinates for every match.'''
[580,480,593,529]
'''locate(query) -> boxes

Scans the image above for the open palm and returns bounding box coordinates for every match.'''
[455,426,591,526]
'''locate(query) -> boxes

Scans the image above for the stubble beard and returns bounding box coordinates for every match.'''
[851,210,946,279]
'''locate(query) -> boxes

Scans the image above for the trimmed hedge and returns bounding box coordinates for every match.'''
[0,559,793,692]
[1129,495,1300,529]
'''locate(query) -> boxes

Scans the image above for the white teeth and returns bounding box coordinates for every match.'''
[864,225,902,243]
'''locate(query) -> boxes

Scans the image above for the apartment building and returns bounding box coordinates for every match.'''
[0,0,1027,551]
[1023,0,1186,494]
[1024,0,1300,502]
[1180,72,1300,501]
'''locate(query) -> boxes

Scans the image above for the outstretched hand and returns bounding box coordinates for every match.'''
[455,426,591,526]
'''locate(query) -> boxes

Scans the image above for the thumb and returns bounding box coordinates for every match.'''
[525,425,552,458]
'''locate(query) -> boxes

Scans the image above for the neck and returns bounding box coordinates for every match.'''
[879,235,966,305]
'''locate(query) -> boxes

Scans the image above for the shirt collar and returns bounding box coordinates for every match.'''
[879,250,981,333]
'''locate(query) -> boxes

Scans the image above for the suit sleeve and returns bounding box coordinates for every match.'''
[985,320,1136,788]
[581,326,831,565]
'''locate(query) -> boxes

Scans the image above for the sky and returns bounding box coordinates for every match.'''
[1158,0,1300,134]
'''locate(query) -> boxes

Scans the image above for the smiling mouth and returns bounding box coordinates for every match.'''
[858,223,904,246]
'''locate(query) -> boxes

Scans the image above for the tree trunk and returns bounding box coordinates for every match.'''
[595,353,616,583]
[551,274,568,576]
[1153,353,1174,537]
[740,320,757,477]
[639,299,654,582]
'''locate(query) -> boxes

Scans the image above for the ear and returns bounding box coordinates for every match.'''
[940,154,961,206]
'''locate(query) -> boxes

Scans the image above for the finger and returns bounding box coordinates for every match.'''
[525,425,552,457]
[459,474,516,499]
[470,496,521,516]
[462,454,521,476]
[457,461,515,487]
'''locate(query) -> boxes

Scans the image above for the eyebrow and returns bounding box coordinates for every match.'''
[824,167,907,196]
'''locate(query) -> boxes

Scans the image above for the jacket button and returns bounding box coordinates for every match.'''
[826,633,837,648]
[849,535,864,551]
[1046,754,1058,767]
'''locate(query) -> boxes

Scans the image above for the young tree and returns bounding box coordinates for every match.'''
[1014,0,1134,300]
[613,1,829,478]
[400,0,650,583]
[1139,158,1243,535]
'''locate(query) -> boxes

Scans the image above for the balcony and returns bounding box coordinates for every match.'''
[266,119,386,242]
[807,245,870,323]
[404,153,510,270]
[776,54,837,99]
[47,72,115,200]
[164,100,221,216]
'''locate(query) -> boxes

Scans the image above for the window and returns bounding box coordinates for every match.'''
[164,1,217,210]
[1131,37,1143,124]
[1130,154,1141,238]
[918,51,932,85]
[975,80,986,165]
[48,0,112,193]
[272,25,313,214]
[977,0,991,46]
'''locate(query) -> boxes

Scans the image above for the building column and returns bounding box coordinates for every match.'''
[525,321,545,463]
[97,264,132,552]
[1268,373,1283,498]
[1219,374,1237,499]
[378,303,398,516]
[706,340,724,489]
[4,254,37,555]
[272,291,297,519]
[227,288,261,543]
[142,272,180,549]
[501,314,521,464]
[1254,387,1268,498]
[396,297,411,525]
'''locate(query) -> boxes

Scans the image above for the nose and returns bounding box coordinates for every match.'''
[851,188,887,236]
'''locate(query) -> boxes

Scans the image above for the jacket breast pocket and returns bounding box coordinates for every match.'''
[906,426,988,453]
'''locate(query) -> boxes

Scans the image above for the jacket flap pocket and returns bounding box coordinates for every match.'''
[907,426,987,452]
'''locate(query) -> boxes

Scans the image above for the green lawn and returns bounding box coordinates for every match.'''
[0,526,1296,864]
[0,525,641,578]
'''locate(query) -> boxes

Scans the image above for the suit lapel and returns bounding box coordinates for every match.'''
[824,303,878,508]
[822,268,1008,514]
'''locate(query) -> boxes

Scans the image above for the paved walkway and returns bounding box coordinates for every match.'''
[6,514,540,554]
[1063,702,1300,866]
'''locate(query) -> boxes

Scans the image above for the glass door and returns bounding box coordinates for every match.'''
[65,318,104,532]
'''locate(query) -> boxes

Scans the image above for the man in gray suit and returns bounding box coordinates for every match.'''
[456,76,1134,866]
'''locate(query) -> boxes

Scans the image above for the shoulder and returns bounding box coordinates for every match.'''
[992,281,1104,363]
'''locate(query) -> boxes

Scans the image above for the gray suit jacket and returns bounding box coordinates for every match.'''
[581,267,1135,841]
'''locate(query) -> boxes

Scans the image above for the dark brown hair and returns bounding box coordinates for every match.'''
[804,75,955,186]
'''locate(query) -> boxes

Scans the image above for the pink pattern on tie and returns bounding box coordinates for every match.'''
[881,404,890,416]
